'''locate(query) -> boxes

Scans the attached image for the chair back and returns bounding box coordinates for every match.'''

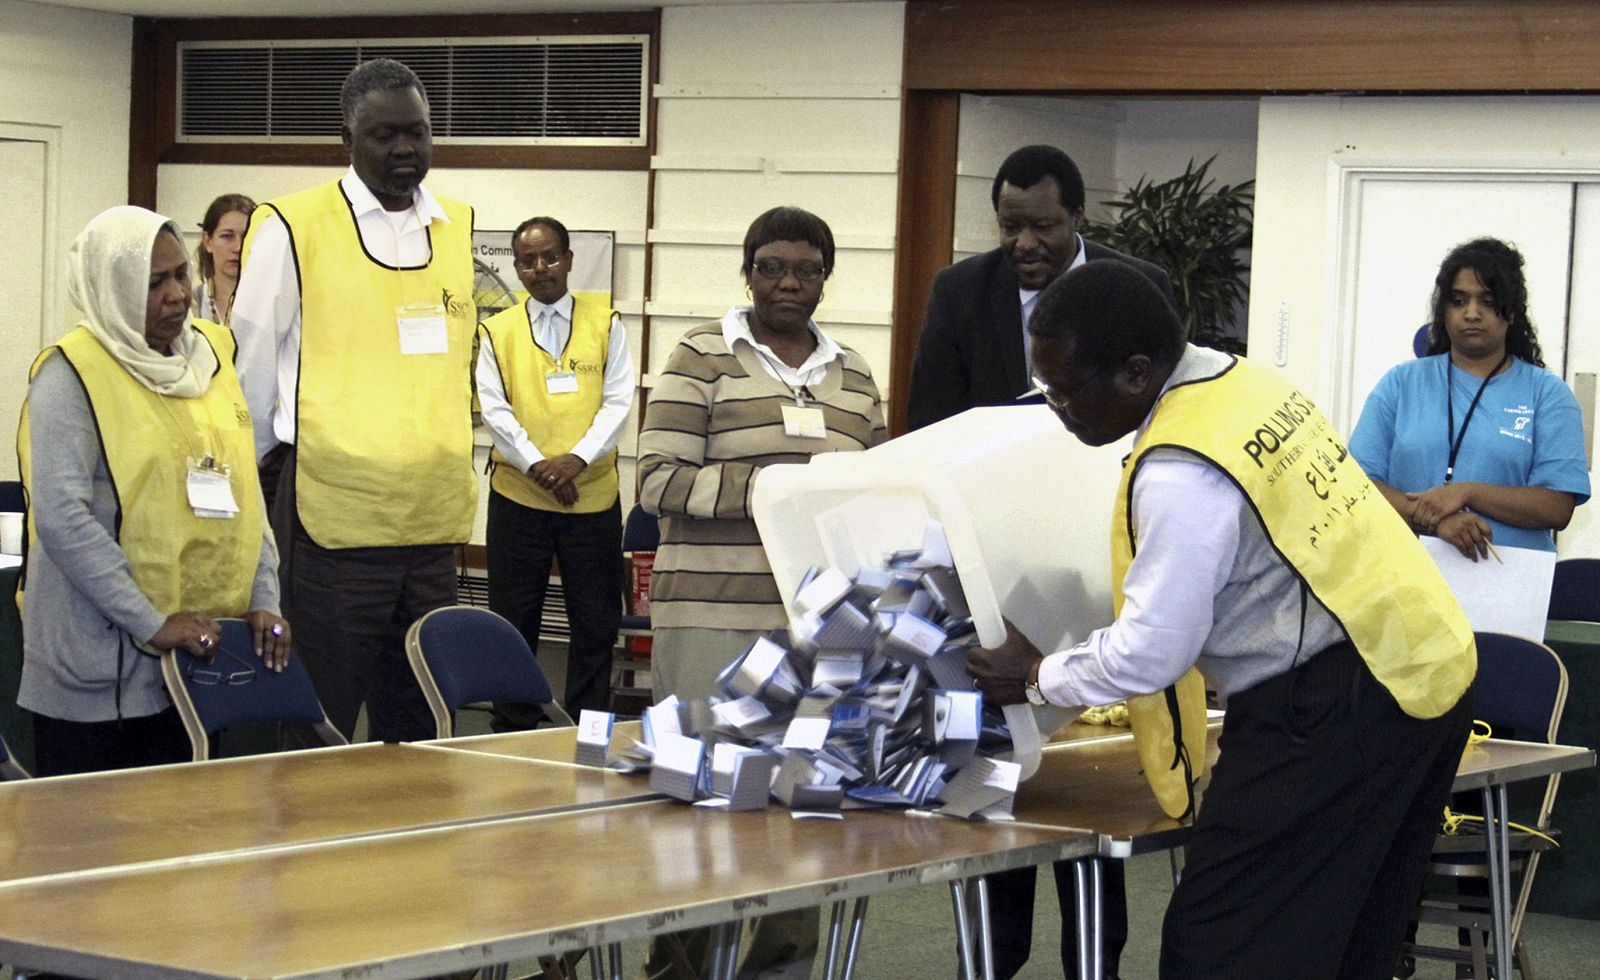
[622,504,660,553]
[1548,558,1600,623]
[0,481,22,513]
[1472,632,1568,745]
[161,619,347,762]
[0,732,29,780]
[1412,323,1433,358]
[405,605,574,738]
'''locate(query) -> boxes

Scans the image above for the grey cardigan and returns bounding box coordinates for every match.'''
[18,354,279,722]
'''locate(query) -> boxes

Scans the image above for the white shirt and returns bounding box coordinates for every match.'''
[475,292,635,471]
[231,167,453,460]
[720,305,845,392]
[1036,345,1346,708]
[1019,233,1089,377]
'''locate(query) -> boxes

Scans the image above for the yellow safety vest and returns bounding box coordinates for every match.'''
[243,180,477,549]
[479,296,620,514]
[17,320,264,619]
[1113,356,1476,815]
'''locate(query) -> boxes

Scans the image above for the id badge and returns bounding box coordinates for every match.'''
[546,371,579,394]
[186,458,239,519]
[396,302,448,356]
[781,404,828,439]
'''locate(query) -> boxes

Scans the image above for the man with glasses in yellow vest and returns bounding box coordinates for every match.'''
[232,58,477,744]
[476,217,633,729]
[970,261,1476,979]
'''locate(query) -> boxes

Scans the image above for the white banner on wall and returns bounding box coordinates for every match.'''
[471,228,615,322]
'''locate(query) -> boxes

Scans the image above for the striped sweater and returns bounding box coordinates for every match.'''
[639,321,886,630]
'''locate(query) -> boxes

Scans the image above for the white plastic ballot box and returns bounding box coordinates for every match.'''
[750,404,1134,776]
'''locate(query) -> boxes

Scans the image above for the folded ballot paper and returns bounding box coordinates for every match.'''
[599,523,1022,820]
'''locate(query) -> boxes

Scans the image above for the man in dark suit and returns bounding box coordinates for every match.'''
[907,145,1174,979]
[907,144,1175,431]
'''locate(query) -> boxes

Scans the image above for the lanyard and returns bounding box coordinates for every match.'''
[751,345,815,407]
[1444,352,1510,483]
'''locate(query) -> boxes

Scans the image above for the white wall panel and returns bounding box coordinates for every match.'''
[1252,95,1600,398]
[0,0,132,355]
[659,2,903,87]
[650,2,905,409]
[1114,98,1258,196]
[954,95,1120,251]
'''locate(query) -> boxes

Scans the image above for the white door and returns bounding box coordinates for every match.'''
[1339,177,1575,435]
[1338,173,1600,559]
[1555,185,1600,558]
[0,138,49,482]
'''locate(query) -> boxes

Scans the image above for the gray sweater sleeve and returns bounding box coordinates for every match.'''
[28,355,170,644]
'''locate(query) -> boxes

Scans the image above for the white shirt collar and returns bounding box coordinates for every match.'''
[1137,343,1235,440]
[721,305,845,383]
[339,166,449,225]
[1018,233,1089,308]
[526,292,574,323]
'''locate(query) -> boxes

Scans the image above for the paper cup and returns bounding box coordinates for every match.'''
[0,512,22,555]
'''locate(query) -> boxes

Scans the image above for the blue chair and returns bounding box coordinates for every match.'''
[1413,323,1433,358]
[161,619,346,762]
[405,605,574,739]
[0,481,22,512]
[1406,632,1568,978]
[1548,558,1600,623]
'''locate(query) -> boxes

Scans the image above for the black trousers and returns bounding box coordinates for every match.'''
[485,490,622,730]
[32,707,191,777]
[1160,642,1474,980]
[270,446,453,745]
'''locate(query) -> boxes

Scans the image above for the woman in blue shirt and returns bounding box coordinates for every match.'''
[1350,237,1590,559]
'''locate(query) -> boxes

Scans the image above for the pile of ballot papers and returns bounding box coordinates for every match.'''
[587,534,1024,820]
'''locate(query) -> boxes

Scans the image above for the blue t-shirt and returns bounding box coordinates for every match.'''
[1350,354,1591,551]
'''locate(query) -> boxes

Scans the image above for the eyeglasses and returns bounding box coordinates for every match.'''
[752,258,826,283]
[513,251,567,271]
[187,648,256,686]
[1030,375,1069,414]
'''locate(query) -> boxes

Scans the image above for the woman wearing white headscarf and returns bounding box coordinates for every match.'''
[16,206,289,776]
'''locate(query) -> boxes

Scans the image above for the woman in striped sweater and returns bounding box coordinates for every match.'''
[637,206,886,980]
[639,205,887,703]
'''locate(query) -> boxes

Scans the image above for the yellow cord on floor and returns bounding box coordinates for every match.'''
[1441,720,1560,847]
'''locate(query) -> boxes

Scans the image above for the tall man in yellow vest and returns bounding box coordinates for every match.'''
[476,217,633,729]
[232,58,477,744]
[969,262,1477,979]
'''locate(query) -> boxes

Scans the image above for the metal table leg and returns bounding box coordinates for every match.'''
[950,879,978,980]
[840,897,870,980]
[723,920,745,980]
[974,875,995,980]
[1073,858,1105,980]
[1482,783,1514,980]
[823,901,846,980]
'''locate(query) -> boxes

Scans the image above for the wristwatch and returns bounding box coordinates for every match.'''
[1024,660,1047,706]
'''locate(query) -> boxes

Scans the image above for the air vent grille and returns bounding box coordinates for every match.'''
[178,37,648,145]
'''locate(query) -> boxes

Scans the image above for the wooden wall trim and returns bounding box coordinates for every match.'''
[886,90,959,436]
[905,0,1600,93]
[158,11,658,42]
[127,18,164,208]
[161,144,651,172]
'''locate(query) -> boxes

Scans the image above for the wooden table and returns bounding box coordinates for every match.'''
[1010,725,1594,980]
[0,739,656,886]
[0,726,1096,979]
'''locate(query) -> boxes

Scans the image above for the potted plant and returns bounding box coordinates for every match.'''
[1080,156,1253,354]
